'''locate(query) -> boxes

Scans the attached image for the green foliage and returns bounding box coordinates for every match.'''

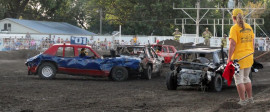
[0,0,269,36]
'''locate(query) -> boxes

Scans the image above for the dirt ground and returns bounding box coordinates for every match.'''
[0,50,270,112]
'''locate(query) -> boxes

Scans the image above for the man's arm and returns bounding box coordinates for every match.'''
[227,39,236,63]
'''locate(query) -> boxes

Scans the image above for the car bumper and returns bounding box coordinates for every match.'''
[25,62,37,75]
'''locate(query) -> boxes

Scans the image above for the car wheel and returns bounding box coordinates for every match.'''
[166,72,177,90]
[111,66,128,81]
[38,62,56,79]
[143,65,152,80]
[210,74,223,92]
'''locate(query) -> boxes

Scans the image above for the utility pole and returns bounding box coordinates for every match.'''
[99,8,102,35]
[222,9,224,37]
[196,0,200,38]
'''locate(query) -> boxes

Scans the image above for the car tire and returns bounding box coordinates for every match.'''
[166,72,177,90]
[111,66,128,81]
[210,74,223,92]
[38,62,56,79]
[143,65,152,80]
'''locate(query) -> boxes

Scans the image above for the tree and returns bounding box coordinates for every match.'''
[0,0,30,18]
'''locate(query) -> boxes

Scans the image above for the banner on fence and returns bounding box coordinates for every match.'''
[70,36,88,45]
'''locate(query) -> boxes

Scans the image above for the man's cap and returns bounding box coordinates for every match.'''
[233,8,244,17]
[175,28,179,30]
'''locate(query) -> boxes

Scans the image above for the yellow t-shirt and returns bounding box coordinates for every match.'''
[229,23,254,69]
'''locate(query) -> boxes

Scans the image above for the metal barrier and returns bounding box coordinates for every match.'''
[0,35,268,51]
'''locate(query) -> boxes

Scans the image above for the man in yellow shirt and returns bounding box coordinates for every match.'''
[172,28,182,42]
[133,35,137,45]
[227,8,254,106]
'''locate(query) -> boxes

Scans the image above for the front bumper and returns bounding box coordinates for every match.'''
[25,62,37,75]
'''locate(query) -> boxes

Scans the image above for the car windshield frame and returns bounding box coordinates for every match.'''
[171,51,221,64]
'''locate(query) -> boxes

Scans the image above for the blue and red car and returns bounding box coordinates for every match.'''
[25,43,162,81]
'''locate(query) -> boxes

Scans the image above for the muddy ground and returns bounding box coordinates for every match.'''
[0,50,270,112]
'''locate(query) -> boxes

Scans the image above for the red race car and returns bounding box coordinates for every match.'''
[152,45,177,64]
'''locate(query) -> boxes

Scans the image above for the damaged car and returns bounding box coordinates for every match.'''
[116,45,163,79]
[167,48,229,92]
[152,44,177,64]
[166,48,262,92]
[26,44,162,81]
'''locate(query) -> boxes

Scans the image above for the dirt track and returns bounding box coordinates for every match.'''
[0,50,270,112]
[0,60,270,112]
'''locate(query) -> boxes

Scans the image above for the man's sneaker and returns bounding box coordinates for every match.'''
[246,97,254,104]
[237,100,247,106]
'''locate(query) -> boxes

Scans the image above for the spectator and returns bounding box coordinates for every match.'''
[121,40,125,45]
[156,37,160,44]
[57,37,60,43]
[97,38,100,48]
[133,35,137,45]
[130,39,134,45]
[61,38,64,43]
[65,38,70,43]
[108,41,111,49]
[258,37,265,51]
[266,37,270,51]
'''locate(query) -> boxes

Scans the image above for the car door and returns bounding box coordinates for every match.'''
[162,46,171,63]
[56,46,77,74]
[76,48,105,76]
[167,46,176,62]
[149,48,162,73]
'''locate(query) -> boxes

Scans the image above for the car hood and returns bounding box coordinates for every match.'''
[26,53,42,62]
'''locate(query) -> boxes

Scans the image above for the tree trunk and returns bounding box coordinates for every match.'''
[234,0,238,8]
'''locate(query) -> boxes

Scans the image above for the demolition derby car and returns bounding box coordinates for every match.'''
[25,44,162,81]
[116,45,163,78]
[166,48,262,92]
[152,44,177,64]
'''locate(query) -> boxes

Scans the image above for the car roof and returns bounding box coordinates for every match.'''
[176,48,225,53]
[52,43,92,48]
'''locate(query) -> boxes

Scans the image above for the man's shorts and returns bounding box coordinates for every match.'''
[234,67,251,85]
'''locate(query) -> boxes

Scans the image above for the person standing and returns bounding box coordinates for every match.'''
[221,34,228,48]
[266,37,270,51]
[202,27,213,47]
[133,35,137,45]
[227,8,255,106]
[172,28,182,42]
[257,37,265,51]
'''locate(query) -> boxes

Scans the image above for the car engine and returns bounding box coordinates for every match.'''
[176,68,215,86]
[177,69,205,86]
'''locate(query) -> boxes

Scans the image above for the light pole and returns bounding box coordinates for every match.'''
[99,8,102,35]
